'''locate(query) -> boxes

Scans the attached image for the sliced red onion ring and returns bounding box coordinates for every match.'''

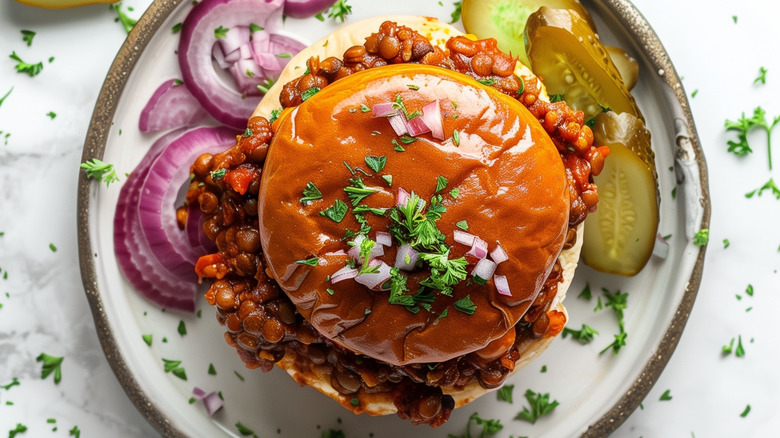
[355,262,392,290]
[653,233,670,259]
[375,231,392,247]
[372,102,397,118]
[138,79,208,133]
[395,244,419,271]
[453,229,476,246]
[465,237,489,259]
[178,0,286,129]
[330,266,359,284]
[421,100,444,140]
[283,0,338,18]
[186,206,217,253]
[203,391,224,415]
[472,258,497,281]
[494,274,511,296]
[406,116,431,137]
[489,243,508,264]
[388,113,409,136]
[211,45,231,69]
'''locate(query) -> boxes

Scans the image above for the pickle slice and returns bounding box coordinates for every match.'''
[461,0,596,68]
[606,46,639,91]
[525,7,641,121]
[582,112,658,276]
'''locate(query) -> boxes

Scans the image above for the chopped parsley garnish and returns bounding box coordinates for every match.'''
[276,52,292,58]
[745,177,780,199]
[725,106,780,169]
[344,175,378,206]
[69,425,80,438]
[477,78,496,86]
[359,103,370,113]
[515,389,559,423]
[357,238,379,274]
[449,0,462,23]
[300,181,323,204]
[301,86,321,101]
[320,199,349,223]
[754,66,768,85]
[693,229,709,246]
[456,220,468,231]
[435,175,448,193]
[249,23,264,33]
[418,251,468,296]
[235,421,256,436]
[0,87,12,107]
[46,111,56,120]
[578,283,592,300]
[549,93,565,103]
[49,243,57,252]
[8,424,27,438]
[453,295,477,314]
[80,158,119,187]
[234,370,245,381]
[318,0,352,23]
[256,78,276,94]
[382,174,393,186]
[296,257,320,266]
[659,389,673,401]
[746,284,754,296]
[21,30,36,46]
[449,188,460,199]
[562,323,599,344]
[599,288,629,355]
[1,377,20,391]
[364,155,387,173]
[269,108,282,123]
[37,352,64,384]
[321,430,346,438]
[722,338,735,355]
[243,128,253,137]
[162,358,187,380]
[447,412,502,438]
[452,129,460,146]
[214,25,229,39]
[9,51,43,77]
[735,335,746,357]
[496,384,514,403]
[111,3,138,34]
[171,22,182,33]
[177,320,187,336]
[387,268,415,307]
[398,135,418,145]
[209,168,226,181]
[740,404,751,418]
[208,363,217,375]
[142,334,152,346]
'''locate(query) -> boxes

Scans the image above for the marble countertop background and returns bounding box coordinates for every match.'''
[1,0,779,436]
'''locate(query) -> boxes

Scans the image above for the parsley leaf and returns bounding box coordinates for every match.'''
[214,25,229,39]
[37,352,64,384]
[324,0,352,22]
[320,199,348,223]
[496,384,514,403]
[562,323,599,344]
[295,257,319,266]
[0,87,12,107]
[754,66,767,85]
[364,155,387,173]
[436,175,448,193]
[344,175,378,206]
[161,358,187,380]
[300,181,323,204]
[21,30,36,47]
[725,106,780,169]
[453,295,477,315]
[598,288,629,355]
[419,251,468,295]
[659,389,673,401]
[80,158,119,187]
[735,335,746,357]
[456,220,468,230]
[9,51,43,77]
[111,3,137,34]
[693,229,709,246]
[235,421,256,436]
[447,412,502,438]
[740,404,751,418]
[745,177,780,199]
[301,86,321,101]
[578,283,592,300]
[515,389,559,423]
[449,1,462,23]
[1,377,20,391]
[388,267,415,307]
[9,424,27,438]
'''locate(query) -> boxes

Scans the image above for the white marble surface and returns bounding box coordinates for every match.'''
[1,0,780,437]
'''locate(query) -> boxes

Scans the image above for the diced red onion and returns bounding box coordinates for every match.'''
[223,47,241,64]
[192,386,207,400]
[238,43,253,60]
[453,229,476,246]
[494,274,511,296]
[267,34,306,70]
[254,51,279,71]
[228,58,264,95]
[354,262,392,290]
[138,79,208,133]
[371,102,396,118]
[472,258,497,281]
[330,266,359,284]
[396,187,411,207]
[283,0,338,18]
[421,100,444,140]
[211,45,230,69]
[218,26,250,56]
[653,233,670,259]
[347,235,384,262]
[203,391,224,415]
[395,244,419,271]
[465,237,489,259]
[406,116,431,137]
[388,113,409,136]
[489,243,508,265]
[375,231,392,247]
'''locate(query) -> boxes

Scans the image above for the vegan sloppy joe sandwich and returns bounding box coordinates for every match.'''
[188,15,607,427]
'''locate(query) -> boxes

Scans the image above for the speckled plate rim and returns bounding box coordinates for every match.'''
[76,1,711,437]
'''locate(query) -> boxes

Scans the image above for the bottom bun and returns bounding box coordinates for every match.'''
[276,224,583,417]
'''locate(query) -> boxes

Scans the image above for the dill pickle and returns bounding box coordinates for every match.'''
[606,46,639,91]
[582,112,658,276]
[525,7,641,121]
[461,0,595,67]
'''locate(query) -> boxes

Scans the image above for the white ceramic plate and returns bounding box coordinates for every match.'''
[78,1,710,437]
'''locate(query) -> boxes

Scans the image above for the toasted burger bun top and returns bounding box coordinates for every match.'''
[257,63,570,366]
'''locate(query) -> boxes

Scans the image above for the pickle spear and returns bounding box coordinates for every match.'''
[525,7,641,121]
[582,112,658,276]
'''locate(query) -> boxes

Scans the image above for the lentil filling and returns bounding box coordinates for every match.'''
[184,21,603,427]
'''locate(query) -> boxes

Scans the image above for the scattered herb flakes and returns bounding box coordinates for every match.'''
[111,3,138,34]
[671,187,677,199]
[724,106,780,170]
[435,175,448,193]
[46,111,57,120]
[455,220,468,231]
[208,363,217,375]
[562,324,599,344]
[162,358,187,380]
[177,320,187,336]
[1,377,20,391]
[49,243,57,252]
[321,430,345,438]
[142,334,153,346]
[234,370,245,381]
[449,188,460,199]
[745,177,780,199]
[9,424,27,438]
[235,421,257,436]
[746,284,754,296]
[754,66,768,85]
[364,155,387,173]
[693,229,709,246]
[723,238,730,248]
[740,404,751,418]
[359,103,370,113]
[350,397,360,406]
[319,0,352,23]
[37,353,64,384]
[300,181,323,204]
[80,158,119,187]
[381,174,393,186]
[21,30,36,46]
[659,389,673,401]
[453,295,477,315]
[452,129,461,146]
[691,89,699,98]
[496,384,514,403]
[69,425,80,438]
[214,25,229,39]
[295,257,320,266]
[9,51,43,77]
[450,0,462,23]
[540,365,547,373]
[593,296,603,312]
[257,78,276,94]
[578,283,592,300]
[515,389,559,424]
[732,15,738,23]
[598,288,629,355]
[447,412,503,438]
[0,87,12,107]
[320,200,349,222]
[171,22,183,33]
[735,335,746,357]
[301,86,321,101]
